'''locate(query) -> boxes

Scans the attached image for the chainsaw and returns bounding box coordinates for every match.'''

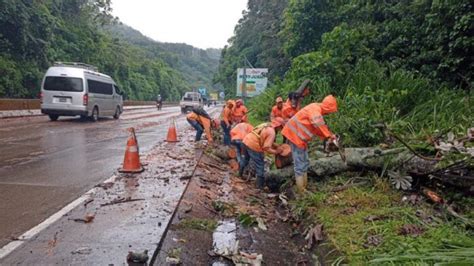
[324,134,346,162]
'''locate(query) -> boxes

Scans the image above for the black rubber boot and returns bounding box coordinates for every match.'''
[256,176,265,189]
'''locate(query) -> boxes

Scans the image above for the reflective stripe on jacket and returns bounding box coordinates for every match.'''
[281,103,333,149]
[230,122,254,141]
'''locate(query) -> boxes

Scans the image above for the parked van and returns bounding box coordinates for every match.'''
[41,62,123,121]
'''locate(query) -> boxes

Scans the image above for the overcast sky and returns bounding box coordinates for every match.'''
[111,0,248,49]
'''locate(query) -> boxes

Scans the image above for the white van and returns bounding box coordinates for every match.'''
[40,62,123,121]
[179,91,203,113]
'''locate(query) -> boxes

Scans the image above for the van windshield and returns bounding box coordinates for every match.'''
[44,77,83,92]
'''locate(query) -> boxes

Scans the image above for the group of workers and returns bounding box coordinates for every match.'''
[186,92,339,194]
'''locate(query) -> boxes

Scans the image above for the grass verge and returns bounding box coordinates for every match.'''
[290,175,474,264]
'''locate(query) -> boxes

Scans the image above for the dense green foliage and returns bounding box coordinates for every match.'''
[218,0,473,147]
[214,0,290,97]
[0,0,219,101]
[218,0,472,93]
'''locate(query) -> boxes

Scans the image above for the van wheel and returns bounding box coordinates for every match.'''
[90,107,99,122]
[49,114,59,121]
[113,106,121,119]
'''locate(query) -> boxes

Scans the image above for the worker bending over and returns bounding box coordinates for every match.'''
[232,99,248,124]
[240,117,285,189]
[281,95,338,193]
[230,122,254,163]
[186,107,217,144]
[221,100,235,145]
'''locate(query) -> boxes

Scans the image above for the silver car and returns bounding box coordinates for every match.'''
[41,62,123,121]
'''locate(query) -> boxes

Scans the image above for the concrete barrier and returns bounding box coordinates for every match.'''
[0,99,177,111]
[0,99,41,111]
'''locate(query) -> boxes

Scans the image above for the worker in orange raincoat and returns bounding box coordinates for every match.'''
[281,92,301,123]
[232,99,248,124]
[241,117,285,189]
[281,95,338,193]
[221,100,235,145]
[187,109,217,143]
[230,122,254,164]
[270,97,284,121]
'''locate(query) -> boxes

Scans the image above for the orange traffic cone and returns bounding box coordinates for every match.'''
[120,128,144,173]
[166,117,179,142]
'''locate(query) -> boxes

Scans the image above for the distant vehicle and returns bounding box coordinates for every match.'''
[180,91,203,113]
[156,94,162,110]
[40,62,123,121]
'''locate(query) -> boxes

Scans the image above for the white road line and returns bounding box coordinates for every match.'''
[0,175,117,260]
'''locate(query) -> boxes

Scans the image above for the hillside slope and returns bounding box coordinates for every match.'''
[104,24,221,92]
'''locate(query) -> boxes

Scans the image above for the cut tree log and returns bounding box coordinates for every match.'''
[228,159,240,171]
[275,154,293,169]
[212,145,237,160]
[265,147,440,190]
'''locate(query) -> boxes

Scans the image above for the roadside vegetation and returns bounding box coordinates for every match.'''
[0,0,219,100]
[291,175,474,264]
[216,0,473,263]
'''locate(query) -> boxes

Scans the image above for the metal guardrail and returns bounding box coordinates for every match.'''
[0,99,178,111]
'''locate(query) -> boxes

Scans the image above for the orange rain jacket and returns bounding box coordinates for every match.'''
[232,105,248,123]
[270,105,284,121]
[281,95,338,149]
[187,112,213,142]
[243,123,276,153]
[281,99,299,122]
[230,122,254,141]
[221,100,235,126]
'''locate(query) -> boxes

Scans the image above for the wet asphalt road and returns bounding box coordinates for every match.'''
[0,106,215,247]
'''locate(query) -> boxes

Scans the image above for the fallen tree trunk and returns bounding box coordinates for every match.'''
[266,147,438,187]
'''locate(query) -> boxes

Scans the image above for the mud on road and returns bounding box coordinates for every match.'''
[1,127,204,264]
[155,148,319,265]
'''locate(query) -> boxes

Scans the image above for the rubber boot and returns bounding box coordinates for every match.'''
[295,175,306,194]
[256,176,265,190]
[303,173,308,188]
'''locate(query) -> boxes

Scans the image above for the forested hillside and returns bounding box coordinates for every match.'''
[0,0,219,101]
[217,0,472,146]
[104,24,220,92]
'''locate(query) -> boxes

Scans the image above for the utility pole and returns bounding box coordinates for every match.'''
[242,67,247,104]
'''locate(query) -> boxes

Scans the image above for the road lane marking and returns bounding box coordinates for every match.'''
[0,175,117,260]
[0,106,221,261]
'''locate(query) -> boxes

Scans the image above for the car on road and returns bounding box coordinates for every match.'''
[180,91,203,113]
[41,62,123,121]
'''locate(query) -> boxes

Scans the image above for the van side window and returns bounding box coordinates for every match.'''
[113,85,121,95]
[88,80,113,95]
